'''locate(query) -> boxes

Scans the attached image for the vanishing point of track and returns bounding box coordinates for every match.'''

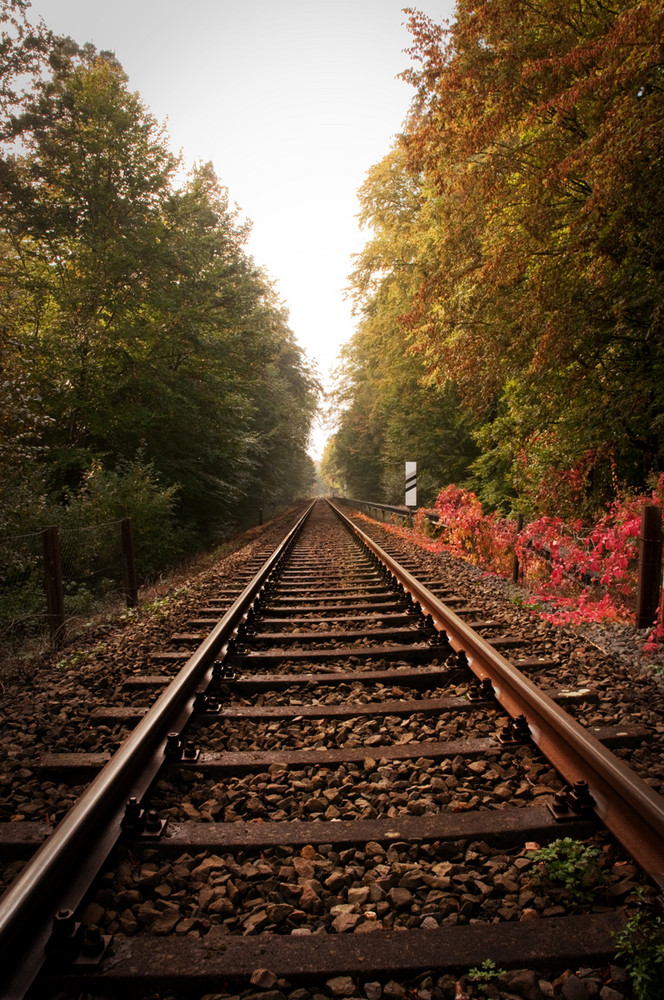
[2,498,664,998]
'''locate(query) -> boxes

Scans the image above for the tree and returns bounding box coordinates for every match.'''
[329,146,477,504]
[0,1,58,534]
[395,1,664,513]
[242,314,318,510]
[0,0,51,125]
[1,50,178,479]
[330,346,385,500]
[0,326,53,534]
[0,38,318,546]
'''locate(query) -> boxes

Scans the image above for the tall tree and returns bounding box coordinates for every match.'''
[396,0,664,513]
[2,51,178,478]
[330,146,477,503]
[0,39,318,543]
[0,0,51,124]
[0,1,59,533]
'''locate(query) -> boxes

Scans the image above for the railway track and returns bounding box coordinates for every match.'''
[1,497,663,999]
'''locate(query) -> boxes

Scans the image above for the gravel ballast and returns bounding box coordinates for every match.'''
[2,500,663,999]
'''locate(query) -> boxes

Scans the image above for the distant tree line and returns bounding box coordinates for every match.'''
[325,0,664,520]
[0,1,318,570]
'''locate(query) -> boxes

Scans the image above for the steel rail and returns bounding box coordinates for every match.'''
[331,499,664,889]
[336,495,440,525]
[0,500,315,1000]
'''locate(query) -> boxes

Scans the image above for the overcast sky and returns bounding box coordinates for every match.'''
[27,1,456,456]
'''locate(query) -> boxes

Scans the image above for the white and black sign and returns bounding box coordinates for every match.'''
[405,461,417,507]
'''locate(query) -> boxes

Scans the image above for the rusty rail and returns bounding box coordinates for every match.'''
[5,496,664,997]
[331,499,664,889]
[0,502,316,1000]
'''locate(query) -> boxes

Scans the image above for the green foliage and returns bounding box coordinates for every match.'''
[615,892,664,1000]
[0,328,56,535]
[467,960,506,992]
[0,575,44,646]
[60,457,183,579]
[0,0,52,124]
[0,17,318,577]
[528,838,605,905]
[55,642,106,672]
[334,1,664,515]
[131,587,189,619]
[328,147,478,503]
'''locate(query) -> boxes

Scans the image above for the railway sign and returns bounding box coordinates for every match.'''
[405,461,417,507]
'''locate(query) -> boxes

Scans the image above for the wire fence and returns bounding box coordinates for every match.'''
[0,529,44,645]
[60,519,126,601]
[0,519,133,651]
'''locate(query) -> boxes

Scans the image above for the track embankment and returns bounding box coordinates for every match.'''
[1,498,662,1000]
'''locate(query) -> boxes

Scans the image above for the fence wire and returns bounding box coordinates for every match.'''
[0,520,128,649]
[0,530,44,645]
[59,520,126,618]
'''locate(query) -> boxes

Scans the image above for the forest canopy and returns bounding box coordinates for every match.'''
[327,0,664,519]
[0,1,318,565]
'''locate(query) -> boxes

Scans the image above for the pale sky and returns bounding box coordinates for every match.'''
[26,1,456,457]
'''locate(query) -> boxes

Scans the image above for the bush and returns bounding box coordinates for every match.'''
[61,457,184,579]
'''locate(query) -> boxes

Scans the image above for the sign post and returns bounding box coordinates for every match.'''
[405,461,417,508]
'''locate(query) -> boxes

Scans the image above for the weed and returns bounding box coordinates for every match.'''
[142,585,190,618]
[143,595,171,615]
[55,649,87,671]
[55,642,106,671]
[467,960,506,995]
[614,890,664,1000]
[527,837,605,905]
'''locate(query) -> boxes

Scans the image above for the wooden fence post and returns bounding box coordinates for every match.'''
[121,518,139,608]
[42,525,65,645]
[636,504,662,628]
[512,513,524,584]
